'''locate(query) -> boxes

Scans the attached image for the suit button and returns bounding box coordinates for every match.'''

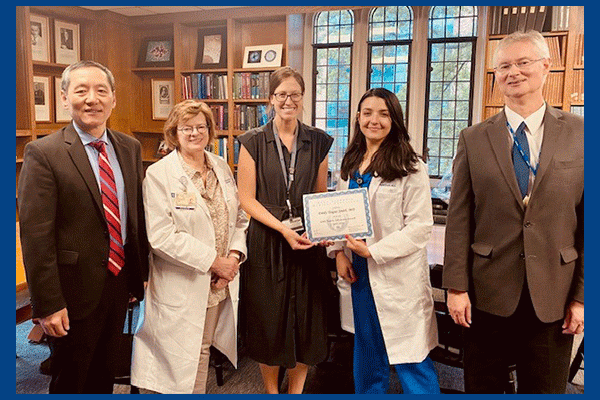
[519,253,525,259]
[524,221,532,228]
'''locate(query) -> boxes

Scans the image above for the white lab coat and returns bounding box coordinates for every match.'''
[328,160,438,365]
[131,150,248,394]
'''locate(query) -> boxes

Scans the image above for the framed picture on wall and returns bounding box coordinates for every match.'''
[54,20,80,65]
[195,27,227,69]
[138,37,174,68]
[30,14,50,62]
[151,79,174,120]
[33,76,51,122]
[242,44,283,68]
[54,76,71,123]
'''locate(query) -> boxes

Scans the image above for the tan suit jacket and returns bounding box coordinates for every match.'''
[443,106,583,323]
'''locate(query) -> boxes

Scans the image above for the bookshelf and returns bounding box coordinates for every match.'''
[482,6,584,119]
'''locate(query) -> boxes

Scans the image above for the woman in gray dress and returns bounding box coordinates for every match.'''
[237,66,333,394]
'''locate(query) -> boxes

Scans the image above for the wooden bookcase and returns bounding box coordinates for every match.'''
[482,6,584,120]
[129,15,289,171]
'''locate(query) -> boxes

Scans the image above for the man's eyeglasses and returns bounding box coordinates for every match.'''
[494,58,545,75]
[178,125,209,135]
[273,92,303,102]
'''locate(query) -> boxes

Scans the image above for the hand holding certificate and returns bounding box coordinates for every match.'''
[303,188,374,242]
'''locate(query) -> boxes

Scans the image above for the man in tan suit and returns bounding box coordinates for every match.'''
[443,30,583,393]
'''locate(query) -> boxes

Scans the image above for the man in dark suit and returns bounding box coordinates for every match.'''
[18,60,149,393]
[443,30,583,393]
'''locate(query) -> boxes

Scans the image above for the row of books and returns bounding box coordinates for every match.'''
[206,137,240,164]
[232,104,272,131]
[489,6,550,35]
[486,36,563,69]
[570,70,584,103]
[208,104,229,130]
[182,73,228,100]
[233,72,271,100]
[541,72,564,105]
[573,33,584,67]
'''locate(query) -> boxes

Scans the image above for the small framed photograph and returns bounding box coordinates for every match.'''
[151,79,174,120]
[54,20,80,65]
[33,76,51,122]
[138,37,174,68]
[54,76,71,123]
[155,140,171,158]
[195,27,227,69]
[30,14,50,62]
[242,44,283,68]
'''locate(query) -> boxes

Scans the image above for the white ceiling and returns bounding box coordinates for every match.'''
[79,6,242,17]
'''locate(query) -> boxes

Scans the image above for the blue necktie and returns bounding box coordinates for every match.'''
[512,122,530,199]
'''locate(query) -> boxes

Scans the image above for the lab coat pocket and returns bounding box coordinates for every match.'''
[150,256,194,307]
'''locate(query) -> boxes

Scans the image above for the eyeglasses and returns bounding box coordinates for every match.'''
[273,92,303,102]
[494,58,545,75]
[178,125,209,135]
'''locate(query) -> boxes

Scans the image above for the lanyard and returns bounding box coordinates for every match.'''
[506,121,539,176]
[273,125,299,216]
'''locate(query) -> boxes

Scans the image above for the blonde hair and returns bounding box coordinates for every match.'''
[163,99,216,150]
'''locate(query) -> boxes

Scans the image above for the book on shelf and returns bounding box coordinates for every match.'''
[182,73,228,100]
[534,6,548,32]
[570,70,584,103]
[500,6,510,34]
[233,104,272,131]
[233,71,271,100]
[574,33,584,67]
[507,6,519,34]
[517,6,528,32]
[525,6,537,31]
[551,6,570,31]
[206,137,228,161]
[209,104,228,130]
[544,36,563,68]
[486,40,499,68]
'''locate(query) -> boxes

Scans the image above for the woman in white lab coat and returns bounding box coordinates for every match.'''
[328,88,439,394]
[131,99,248,394]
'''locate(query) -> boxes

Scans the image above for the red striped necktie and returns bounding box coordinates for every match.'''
[89,140,125,276]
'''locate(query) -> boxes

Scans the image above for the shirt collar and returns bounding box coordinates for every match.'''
[504,103,546,134]
[73,122,109,146]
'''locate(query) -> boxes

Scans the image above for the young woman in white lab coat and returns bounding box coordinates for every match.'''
[329,88,440,394]
[131,100,248,394]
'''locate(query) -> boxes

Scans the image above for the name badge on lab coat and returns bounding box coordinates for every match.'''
[174,192,196,210]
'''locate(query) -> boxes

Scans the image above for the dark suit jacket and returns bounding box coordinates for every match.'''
[443,106,583,323]
[18,123,149,321]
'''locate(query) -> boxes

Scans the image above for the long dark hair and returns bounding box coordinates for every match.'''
[340,88,419,181]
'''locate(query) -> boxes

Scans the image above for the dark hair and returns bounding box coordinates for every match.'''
[340,88,419,182]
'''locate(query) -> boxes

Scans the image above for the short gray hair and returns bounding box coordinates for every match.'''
[493,30,550,67]
[61,60,116,93]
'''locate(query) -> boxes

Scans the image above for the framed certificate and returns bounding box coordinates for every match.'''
[303,188,374,242]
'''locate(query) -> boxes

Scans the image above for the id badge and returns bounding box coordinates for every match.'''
[174,192,196,210]
[282,216,304,233]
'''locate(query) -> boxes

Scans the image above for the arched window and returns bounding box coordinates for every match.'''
[425,6,478,177]
[368,6,413,120]
[312,9,354,187]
